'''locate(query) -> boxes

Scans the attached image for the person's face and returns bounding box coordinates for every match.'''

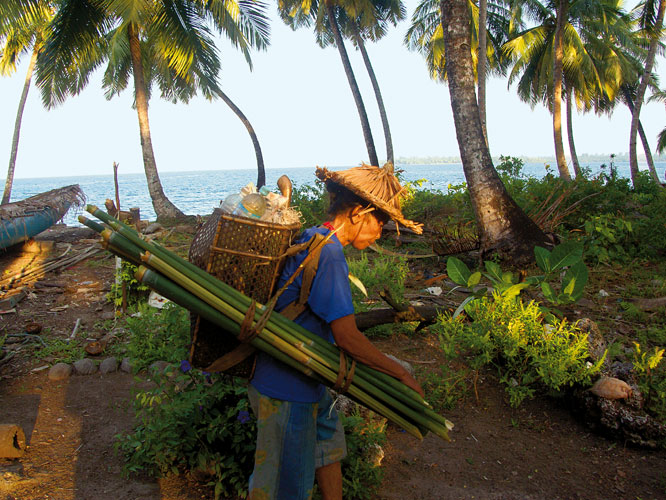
[350,211,385,250]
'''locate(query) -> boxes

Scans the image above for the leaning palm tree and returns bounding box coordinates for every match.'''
[629,0,665,182]
[279,0,382,166]
[320,0,405,165]
[0,1,53,204]
[35,0,270,221]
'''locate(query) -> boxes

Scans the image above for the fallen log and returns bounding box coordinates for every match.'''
[355,305,443,331]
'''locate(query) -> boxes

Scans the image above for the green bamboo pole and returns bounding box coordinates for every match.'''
[142,251,448,440]
[137,266,424,439]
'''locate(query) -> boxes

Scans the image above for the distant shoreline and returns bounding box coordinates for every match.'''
[396,154,666,165]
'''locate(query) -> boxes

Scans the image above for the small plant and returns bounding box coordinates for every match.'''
[446,241,588,317]
[108,261,150,307]
[418,364,472,411]
[527,241,588,305]
[632,343,666,420]
[124,302,190,371]
[435,293,604,406]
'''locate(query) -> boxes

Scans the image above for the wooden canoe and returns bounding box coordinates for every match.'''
[0,185,85,250]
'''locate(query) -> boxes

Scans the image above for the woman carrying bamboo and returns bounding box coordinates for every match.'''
[248,163,424,500]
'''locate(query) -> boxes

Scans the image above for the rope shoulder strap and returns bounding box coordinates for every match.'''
[280,232,333,320]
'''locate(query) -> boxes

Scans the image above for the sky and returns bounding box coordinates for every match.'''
[0,0,665,180]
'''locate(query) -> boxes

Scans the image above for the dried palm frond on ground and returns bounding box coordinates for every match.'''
[429,220,480,256]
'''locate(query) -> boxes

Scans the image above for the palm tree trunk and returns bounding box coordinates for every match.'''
[325,1,379,167]
[624,87,661,184]
[216,89,265,188]
[630,0,665,184]
[127,23,185,222]
[566,87,581,178]
[3,45,38,205]
[638,119,660,183]
[356,35,393,165]
[552,0,572,181]
[477,0,488,146]
[440,0,549,263]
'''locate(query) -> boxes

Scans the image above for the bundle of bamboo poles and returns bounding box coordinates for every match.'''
[80,205,453,441]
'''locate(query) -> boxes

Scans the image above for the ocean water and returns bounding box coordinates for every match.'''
[10,161,665,227]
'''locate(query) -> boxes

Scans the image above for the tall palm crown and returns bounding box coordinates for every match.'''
[502,0,637,109]
[1,0,55,204]
[501,0,637,179]
[31,0,269,220]
[37,0,270,107]
[405,0,510,82]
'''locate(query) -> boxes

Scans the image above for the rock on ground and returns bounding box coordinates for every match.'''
[48,363,72,381]
[73,358,97,375]
[99,357,118,374]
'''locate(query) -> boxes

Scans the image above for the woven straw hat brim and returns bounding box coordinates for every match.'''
[316,165,423,234]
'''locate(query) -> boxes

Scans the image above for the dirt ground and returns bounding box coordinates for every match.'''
[1,226,665,500]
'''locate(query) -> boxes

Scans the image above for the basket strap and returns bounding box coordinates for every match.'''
[203,343,256,373]
[278,232,333,320]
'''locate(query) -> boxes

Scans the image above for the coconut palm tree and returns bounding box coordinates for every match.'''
[405,0,510,145]
[334,0,405,165]
[629,0,665,183]
[279,0,390,167]
[0,2,53,204]
[35,0,270,221]
[441,0,551,262]
[503,0,634,181]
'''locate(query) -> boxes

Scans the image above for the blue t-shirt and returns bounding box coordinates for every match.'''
[250,226,355,402]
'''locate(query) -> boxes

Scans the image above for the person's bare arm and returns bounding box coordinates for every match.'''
[330,314,424,397]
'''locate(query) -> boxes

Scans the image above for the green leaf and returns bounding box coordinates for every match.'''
[468,271,482,287]
[453,295,476,319]
[501,283,530,300]
[501,271,516,284]
[550,241,584,271]
[541,282,557,302]
[561,261,588,301]
[534,246,551,273]
[348,273,368,297]
[484,261,503,282]
[447,257,471,286]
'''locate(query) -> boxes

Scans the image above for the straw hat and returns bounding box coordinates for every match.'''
[316,163,423,234]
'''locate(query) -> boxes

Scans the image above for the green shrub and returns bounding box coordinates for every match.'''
[346,254,408,313]
[124,302,190,371]
[435,293,604,406]
[116,368,256,499]
[291,181,327,228]
[632,343,666,423]
[581,214,634,264]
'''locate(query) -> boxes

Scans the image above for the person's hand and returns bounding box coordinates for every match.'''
[400,371,425,398]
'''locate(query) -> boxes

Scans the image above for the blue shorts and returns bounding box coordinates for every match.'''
[247,385,347,500]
